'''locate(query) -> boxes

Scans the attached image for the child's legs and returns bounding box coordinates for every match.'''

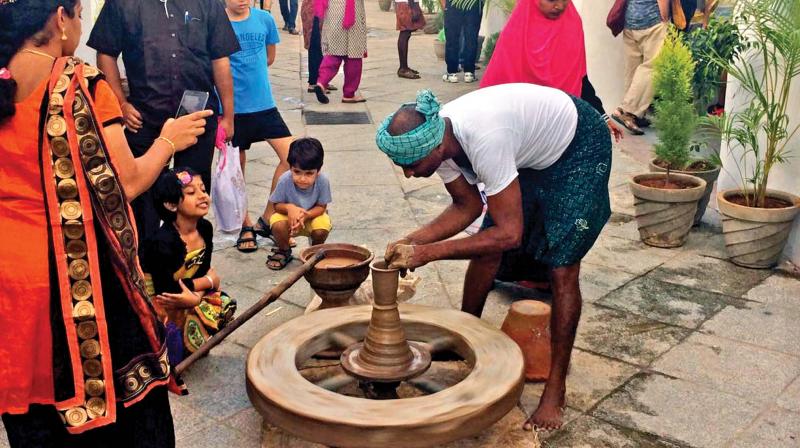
[342,57,363,98]
[318,55,344,88]
[305,213,332,245]
[261,136,293,220]
[269,213,293,250]
[308,18,323,85]
[239,149,255,228]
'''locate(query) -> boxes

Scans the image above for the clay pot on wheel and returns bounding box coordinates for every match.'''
[649,159,720,226]
[630,173,706,248]
[717,189,800,269]
[501,300,551,382]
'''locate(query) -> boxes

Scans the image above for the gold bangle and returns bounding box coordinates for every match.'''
[156,136,176,157]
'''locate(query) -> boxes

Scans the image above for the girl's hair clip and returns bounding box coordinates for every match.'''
[175,171,193,186]
[0,68,11,80]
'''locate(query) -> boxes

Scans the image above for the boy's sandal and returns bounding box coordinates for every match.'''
[397,68,421,79]
[266,248,293,270]
[611,109,644,135]
[235,226,259,253]
[253,217,278,245]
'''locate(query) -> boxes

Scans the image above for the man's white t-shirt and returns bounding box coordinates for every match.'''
[436,83,579,196]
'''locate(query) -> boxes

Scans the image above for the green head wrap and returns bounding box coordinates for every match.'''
[375,90,446,166]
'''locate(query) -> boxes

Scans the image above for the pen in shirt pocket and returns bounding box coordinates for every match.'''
[184,10,201,24]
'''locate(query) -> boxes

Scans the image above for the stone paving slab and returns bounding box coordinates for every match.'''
[579,262,638,303]
[742,273,800,309]
[726,406,800,448]
[652,332,800,403]
[582,235,677,276]
[778,376,800,413]
[575,304,691,366]
[700,301,800,357]
[592,372,763,447]
[648,254,772,298]
[544,415,687,448]
[596,277,738,329]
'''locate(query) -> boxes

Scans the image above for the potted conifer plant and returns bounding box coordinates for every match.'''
[704,0,800,268]
[630,27,707,248]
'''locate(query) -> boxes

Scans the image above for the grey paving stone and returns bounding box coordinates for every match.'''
[544,415,686,448]
[726,407,800,448]
[225,407,264,439]
[653,332,800,403]
[323,152,399,186]
[228,299,306,348]
[0,421,8,448]
[575,304,690,366]
[648,253,772,297]
[602,214,640,241]
[580,262,638,303]
[520,350,639,413]
[582,235,676,275]
[610,183,636,217]
[701,301,800,356]
[778,376,800,413]
[179,342,252,420]
[596,277,736,329]
[170,396,214,441]
[593,372,763,448]
[743,273,800,310]
[681,226,727,260]
[177,421,259,448]
[329,185,418,230]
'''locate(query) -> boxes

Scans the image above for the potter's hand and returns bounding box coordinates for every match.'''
[386,244,422,272]
[384,237,411,264]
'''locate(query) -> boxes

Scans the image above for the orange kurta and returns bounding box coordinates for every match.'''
[0,78,122,414]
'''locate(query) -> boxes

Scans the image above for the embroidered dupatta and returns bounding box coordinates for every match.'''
[28,57,181,433]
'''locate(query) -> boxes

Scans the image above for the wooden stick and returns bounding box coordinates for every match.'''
[175,249,326,375]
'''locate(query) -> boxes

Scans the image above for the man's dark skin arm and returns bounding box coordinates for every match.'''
[404,175,484,245]
[212,57,235,140]
[97,53,143,132]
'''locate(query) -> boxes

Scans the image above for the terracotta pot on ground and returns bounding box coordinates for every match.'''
[501,300,551,382]
[423,13,439,34]
[433,39,445,60]
[717,189,800,269]
[649,159,721,226]
[630,173,707,248]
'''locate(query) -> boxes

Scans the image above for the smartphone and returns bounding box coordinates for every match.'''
[176,90,209,118]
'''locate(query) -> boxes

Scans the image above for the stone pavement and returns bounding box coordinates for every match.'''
[3,2,799,447]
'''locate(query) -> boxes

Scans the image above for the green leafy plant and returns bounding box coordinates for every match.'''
[482,32,500,64]
[702,0,800,207]
[421,0,439,14]
[484,0,516,16]
[682,16,745,114]
[652,26,698,183]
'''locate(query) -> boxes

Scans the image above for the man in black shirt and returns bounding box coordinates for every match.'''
[88,0,240,241]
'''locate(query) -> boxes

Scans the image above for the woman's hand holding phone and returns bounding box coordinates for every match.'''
[159,110,213,153]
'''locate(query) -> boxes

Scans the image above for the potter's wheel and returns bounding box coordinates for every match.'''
[246,261,525,448]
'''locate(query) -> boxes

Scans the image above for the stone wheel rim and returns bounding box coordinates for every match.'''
[246,304,525,448]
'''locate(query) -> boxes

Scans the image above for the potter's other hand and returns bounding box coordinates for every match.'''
[386,244,420,272]
[159,110,213,153]
[607,120,624,143]
[384,237,411,264]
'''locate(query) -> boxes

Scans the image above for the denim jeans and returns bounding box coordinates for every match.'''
[308,17,322,84]
[444,1,482,73]
[279,0,298,30]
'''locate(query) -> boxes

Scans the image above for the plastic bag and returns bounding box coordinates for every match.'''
[211,142,247,233]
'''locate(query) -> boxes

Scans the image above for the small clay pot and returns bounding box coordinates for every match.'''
[500,300,551,382]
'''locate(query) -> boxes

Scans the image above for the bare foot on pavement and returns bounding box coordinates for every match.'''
[523,387,566,431]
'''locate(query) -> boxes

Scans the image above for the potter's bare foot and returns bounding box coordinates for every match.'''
[523,386,566,432]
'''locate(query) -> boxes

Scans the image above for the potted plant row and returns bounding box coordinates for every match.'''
[630,27,706,248]
[703,0,800,268]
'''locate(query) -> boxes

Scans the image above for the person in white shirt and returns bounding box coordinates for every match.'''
[375,84,612,431]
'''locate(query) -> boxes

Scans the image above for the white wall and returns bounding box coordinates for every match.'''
[573,0,625,111]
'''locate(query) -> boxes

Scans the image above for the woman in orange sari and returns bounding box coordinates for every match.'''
[0,0,211,444]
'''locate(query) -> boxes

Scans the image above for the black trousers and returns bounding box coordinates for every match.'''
[2,387,175,448]
[444,2,482,74]
[125,116,217,244]
[279,0,298,30]
[308,17,323,85]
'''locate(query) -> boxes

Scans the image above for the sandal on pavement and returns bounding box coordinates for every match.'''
[397,68,421,79]
[308,85,336,94]
[341,96,366,103]
[253,217,277,245]
[312,84,329,104]
[235,227,258,253]
[611,109,644,135]
[266,248,293,270]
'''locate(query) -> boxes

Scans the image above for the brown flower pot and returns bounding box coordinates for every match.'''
[501,300,551,382]
[630,173,707,248]
[378,0,393,12]
[423,13,439,34]
[649,159,720,226]
[717,189,800,269]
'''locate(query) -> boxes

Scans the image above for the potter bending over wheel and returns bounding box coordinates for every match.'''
[375,84,611,432]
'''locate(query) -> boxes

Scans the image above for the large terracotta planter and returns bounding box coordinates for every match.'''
[649,159,720,226]
[717,189,800,269]
[630,173,706,248]
[422,13,439,34]
[378,0,392,11]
